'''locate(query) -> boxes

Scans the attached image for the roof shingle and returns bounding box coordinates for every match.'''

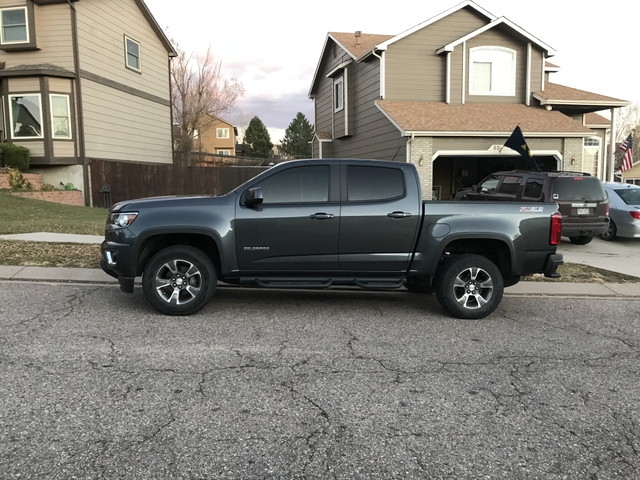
[535,83,628,105]
[376,102,594,134]
[329,32,394,59]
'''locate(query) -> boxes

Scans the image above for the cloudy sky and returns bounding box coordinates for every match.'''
[145,0,639,143]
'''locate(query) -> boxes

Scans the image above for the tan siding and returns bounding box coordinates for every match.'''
[450,49,463,104]
[0,3,74,70]
[465,26,527,104]
[82,79,172,163]
[76,0,170,100]
[529,47,543,95]
[7,77,40,92]
[14,141,45,156]
[385,8,488,101]
[48,77,73,93]
[199,117,236,154]
[54,141,75,157]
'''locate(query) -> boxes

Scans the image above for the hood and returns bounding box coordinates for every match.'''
[111,193,232,212]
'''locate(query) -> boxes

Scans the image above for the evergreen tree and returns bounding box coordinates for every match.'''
[243,116,273,158]
[280,112,314,159]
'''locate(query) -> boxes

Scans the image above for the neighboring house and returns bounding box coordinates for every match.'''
[195,115,237,156]
[0,0,176,204]
[308,0,629,199]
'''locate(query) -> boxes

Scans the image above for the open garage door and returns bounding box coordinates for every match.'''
[433,155,559,200]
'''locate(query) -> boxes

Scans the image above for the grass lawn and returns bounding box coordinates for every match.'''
[0,192,108,235]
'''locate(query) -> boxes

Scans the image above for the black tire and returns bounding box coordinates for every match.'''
[142,246,216,316]
[435,254,504,319]
[568,235,593,245]
[599,220,617,241]
[404,282,435,295]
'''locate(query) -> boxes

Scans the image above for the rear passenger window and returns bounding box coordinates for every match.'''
[523,178,544,200]
[347,165,404,201]
[497,176,521,195]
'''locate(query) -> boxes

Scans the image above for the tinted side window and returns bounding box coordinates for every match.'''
[479,176,500,193]
[256,165,330,204]
[347,165,404,201]
[613,188,640,205]
[523,178,544,200]
[497,176,522,195]
[552,178,607,202]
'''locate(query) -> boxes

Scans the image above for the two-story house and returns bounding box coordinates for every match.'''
[308,0,629,199]
[195,115,237,157]
[0,0,176,204]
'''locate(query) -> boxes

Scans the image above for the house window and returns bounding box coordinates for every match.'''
[334,76,344,112]
[9,94,42,139]
[50,94,72,139]
[216,128,229,139]
[217,149,231,156]
[469,47,516,96]
[583,137,600,147]
[125,36,141,72]
[1,7,28,45]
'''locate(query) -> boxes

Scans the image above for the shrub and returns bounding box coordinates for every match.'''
[0,143,30,172]
[41,183,57,192]
[8,168,33,191]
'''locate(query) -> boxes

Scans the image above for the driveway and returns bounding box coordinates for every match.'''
[559,236,640,278]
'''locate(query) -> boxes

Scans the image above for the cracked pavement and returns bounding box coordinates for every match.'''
[0,282,639,478]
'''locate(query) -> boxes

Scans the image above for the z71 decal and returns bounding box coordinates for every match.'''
[520,206,544,212]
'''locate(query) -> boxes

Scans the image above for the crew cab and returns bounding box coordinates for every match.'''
[101,159,563,319]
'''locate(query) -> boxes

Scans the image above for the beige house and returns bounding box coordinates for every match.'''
[196,115,237,156]
[308,0,629,199]
[0,0,176,204]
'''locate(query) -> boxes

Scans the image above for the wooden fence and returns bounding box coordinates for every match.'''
[89,159,269,208]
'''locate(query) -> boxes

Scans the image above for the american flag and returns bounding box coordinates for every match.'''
[621,134,633,173]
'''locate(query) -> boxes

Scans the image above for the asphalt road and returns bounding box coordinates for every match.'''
[1,283,639,479]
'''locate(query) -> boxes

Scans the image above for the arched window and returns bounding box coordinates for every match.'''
[469,47,516,96]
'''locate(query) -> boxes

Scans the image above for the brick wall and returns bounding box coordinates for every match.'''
[1,173,83,206]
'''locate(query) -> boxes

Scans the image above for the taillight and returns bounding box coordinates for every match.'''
[550,212,562,245]
[630,211,640,220]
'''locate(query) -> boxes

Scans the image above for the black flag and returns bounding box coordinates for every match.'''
[503,126,540,171]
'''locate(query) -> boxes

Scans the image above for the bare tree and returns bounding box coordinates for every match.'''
[171,45,244,164]
[616,103,640,142]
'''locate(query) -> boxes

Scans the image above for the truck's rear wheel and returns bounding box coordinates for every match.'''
[142,246,216,316]
[435,254,503,319]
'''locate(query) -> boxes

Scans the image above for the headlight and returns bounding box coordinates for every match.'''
[109,212,138,228]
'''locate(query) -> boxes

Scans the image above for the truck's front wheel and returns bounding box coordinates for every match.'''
[142,246,216,316]
[435,254,504,319]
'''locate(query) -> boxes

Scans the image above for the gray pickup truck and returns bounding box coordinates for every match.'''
[101,159,563,319]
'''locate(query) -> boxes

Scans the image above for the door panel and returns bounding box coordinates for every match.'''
[338,164,421,272]
[234,164,340,272]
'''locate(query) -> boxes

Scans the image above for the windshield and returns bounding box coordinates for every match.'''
[552,178,607,202]
[613,187,640,205]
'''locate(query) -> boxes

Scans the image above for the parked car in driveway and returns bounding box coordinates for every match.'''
[599,182,640,241]
[454,170,609,245]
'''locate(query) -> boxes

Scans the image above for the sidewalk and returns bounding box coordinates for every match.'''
[1,233,639,298]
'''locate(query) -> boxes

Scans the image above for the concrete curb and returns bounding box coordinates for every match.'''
[1,265,638,298]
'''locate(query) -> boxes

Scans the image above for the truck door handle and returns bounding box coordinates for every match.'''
[309,213,335,220]
[387,211,412,219]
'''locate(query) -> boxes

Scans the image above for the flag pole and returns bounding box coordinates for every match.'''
[609,107,617,182]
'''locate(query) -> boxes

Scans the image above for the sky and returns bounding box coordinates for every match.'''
[145,0,639,144]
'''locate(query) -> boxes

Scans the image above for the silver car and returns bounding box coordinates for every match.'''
[600,182,640,241]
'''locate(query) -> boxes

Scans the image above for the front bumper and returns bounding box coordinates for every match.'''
[101,235,137,293]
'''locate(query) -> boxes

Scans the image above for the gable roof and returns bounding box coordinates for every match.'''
[376,0,496,51]
[584,112,611,127]
[135,0,177,57]
[375,101,594,136]
[436,16,556,56]
[328,32,394,60]
[534,83,629,107]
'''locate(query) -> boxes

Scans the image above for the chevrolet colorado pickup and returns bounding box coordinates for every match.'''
[101,159,563,319]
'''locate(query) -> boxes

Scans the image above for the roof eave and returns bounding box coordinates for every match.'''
[403,130,594,137]
[533,93,630,108]
[135,0,177,57]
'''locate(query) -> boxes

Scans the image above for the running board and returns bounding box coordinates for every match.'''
[240,277,405,290]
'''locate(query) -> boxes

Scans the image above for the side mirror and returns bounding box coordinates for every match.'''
[472,184,478,192]
[243,187,263,207]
